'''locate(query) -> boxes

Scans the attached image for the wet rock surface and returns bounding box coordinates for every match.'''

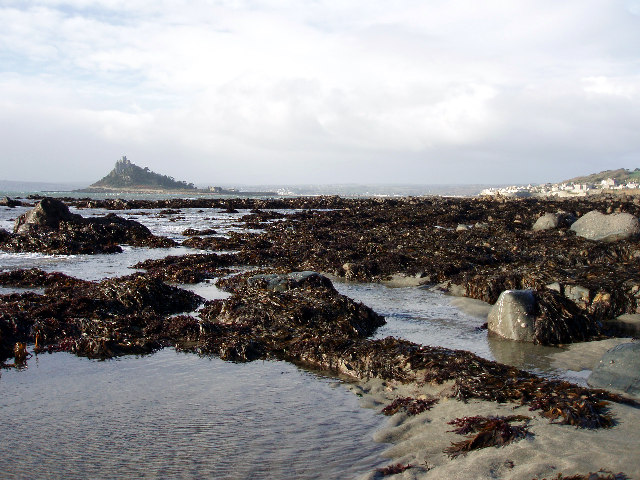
[488,290,537,342]
[0,197,175,254]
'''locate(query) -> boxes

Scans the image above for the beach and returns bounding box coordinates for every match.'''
[1,193,639,479]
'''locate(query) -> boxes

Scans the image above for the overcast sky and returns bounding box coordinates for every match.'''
[1,1,639,185]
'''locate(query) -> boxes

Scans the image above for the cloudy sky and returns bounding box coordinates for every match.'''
[1,1,640,186]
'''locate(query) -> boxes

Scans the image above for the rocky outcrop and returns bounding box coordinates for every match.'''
[588,342,640,396]
[532,211,576,231]
[0,197,175,254]
[0,197,22,208]
[488,289,601,344]
[570,210,640,242]
[14,197,81,233]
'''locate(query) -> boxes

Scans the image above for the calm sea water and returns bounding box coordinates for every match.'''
[0,195,583,479]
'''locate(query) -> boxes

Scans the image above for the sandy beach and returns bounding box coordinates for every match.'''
[351,362,639,480]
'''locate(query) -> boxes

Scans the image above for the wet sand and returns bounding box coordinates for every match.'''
[348,293,639,479]
[352,369,640,479]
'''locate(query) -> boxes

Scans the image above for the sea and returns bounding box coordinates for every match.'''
[0,189,587,480]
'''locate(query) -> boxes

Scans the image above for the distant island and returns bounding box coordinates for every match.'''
[481,167,640,198]
[77,156,277,196]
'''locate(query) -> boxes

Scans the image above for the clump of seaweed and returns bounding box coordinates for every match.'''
[382,396,439,416]
[533,470,629,480]
[375,463,414,476]
[444,415,531,458]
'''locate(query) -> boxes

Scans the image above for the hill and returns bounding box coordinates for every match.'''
[564,168,640,184]
[85,156,196,191]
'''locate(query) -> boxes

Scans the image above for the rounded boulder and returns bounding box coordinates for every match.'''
[570,210,640,242]
[487,290,536,342]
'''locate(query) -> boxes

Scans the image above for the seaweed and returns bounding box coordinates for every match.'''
[444,415,532,458]
[533,470,629,480]
[381,396,439,416]
[375,463,415,476]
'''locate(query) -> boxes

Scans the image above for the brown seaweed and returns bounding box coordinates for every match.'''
[444,415,532,458]
[381,396,439,416]
[533,471,629,480]
[375,463,415,476]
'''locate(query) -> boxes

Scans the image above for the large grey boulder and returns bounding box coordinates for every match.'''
[13,197,81,234]
[487,290,536,342]
[570,210,640,242]
[532,211,576,231]
[587,342,640,396]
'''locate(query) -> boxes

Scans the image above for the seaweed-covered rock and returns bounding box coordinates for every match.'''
[488,289,601,344]
[488,290,536,342]
[532,211,576,231]
[0,197,21,208]
[247,271,334,292]
[588,342,640,396]
[0,272,203,361]
[133,253,236,283]
[1,197,175,254]
[14,197,81,233]
[570,210,640,242]
[203,275,384,340]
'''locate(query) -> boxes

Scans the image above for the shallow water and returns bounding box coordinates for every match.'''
[0,350,385,480]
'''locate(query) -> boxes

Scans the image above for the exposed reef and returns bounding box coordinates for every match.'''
[0,198,174,254]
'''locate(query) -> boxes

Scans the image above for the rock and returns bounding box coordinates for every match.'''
[563,284,590,309]
[546,282,562,293]
[488,290,536,342]
[570,210,640,242]
[2,197,175,254]
[0,197,21,208]
[14,197,81,234]
[341,262,373,281]
[532,212,576,231]
[587,342,640,396]
[247,271,335,292]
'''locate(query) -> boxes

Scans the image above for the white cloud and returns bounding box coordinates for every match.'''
[1,0,640,184]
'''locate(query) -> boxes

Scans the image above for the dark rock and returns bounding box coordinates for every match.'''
[1,197,175,254]
[0,197,21,208]
[588,342,640,396]
[570,210,640,242]
[14,197,81,233]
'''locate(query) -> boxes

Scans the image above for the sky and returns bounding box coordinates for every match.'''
[1,0,640,186]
